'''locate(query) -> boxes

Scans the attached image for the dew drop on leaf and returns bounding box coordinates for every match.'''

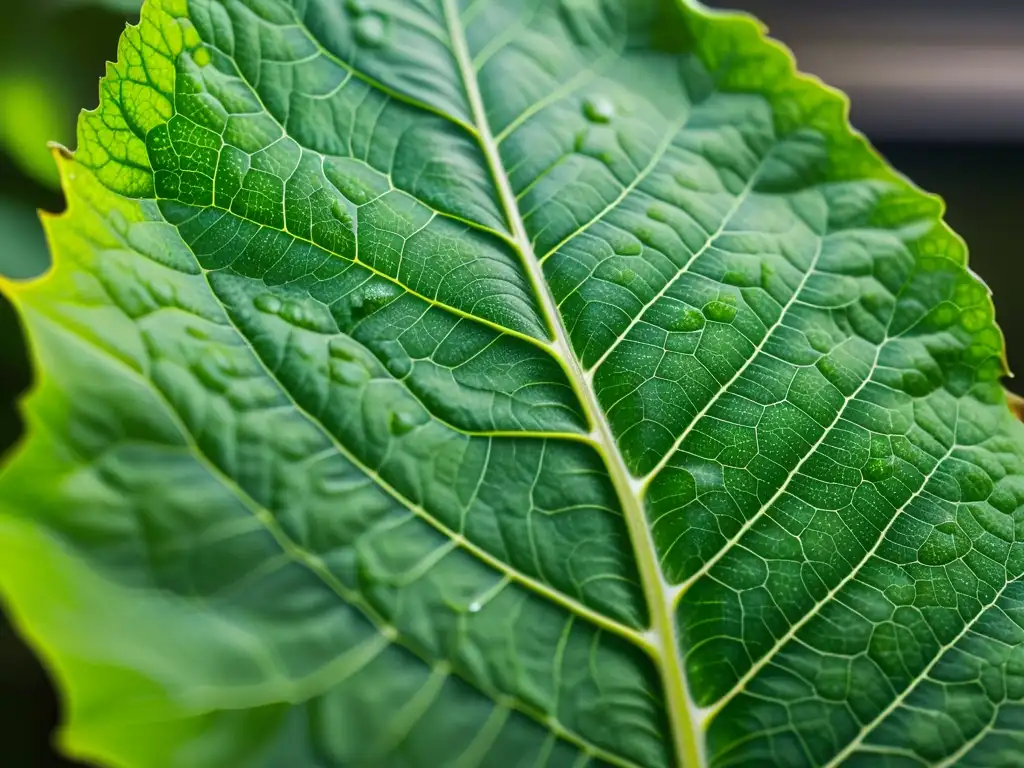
[150,281,175,305]
[331,360,368,387]
[280,301,310,327]
[613,268,636,287]
[467,601,482,614]
[702,300,736,323]
[863,456,895,482]
[805,328,832,353]
[254,294,282,314]
[385,355,412,378]
[194,350,234,393]
[316,470,354,496]
[389,410,420,436]
[674,171,699,190]
[616,240,642,257]
[583,96,614,123]
[647,206,668,222]
[330,198,354,226]
[816,356,839,381]
[722,270,747,287]
[902,370,934,397]
[192,46,211,68]
[328,338,356,360]
[354,14,386,46]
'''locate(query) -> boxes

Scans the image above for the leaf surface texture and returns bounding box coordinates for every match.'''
[2,1,1024,766]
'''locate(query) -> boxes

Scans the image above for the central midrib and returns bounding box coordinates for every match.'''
[441,2,703,766]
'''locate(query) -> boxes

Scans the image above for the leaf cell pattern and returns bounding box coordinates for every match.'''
[1,1,1023,767]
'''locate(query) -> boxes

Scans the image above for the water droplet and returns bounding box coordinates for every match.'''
[328,338,356,361]
[863,457,894,482]
[722,270,747,287]
[281,301,311,327]
[364,281,401,307]
[583,96,614,123]
[902,370,933,397]
[316,471,354,496]
[150,281,174,305]
[210,349,235,374]
[674,172,698,190]
[816,356,839,380]
[805,329,832,354]
[672,308,705,333]
[467,601,482,614]
[861,292,884,312]
[647,206,668,222]
[331,360,368,386]
[354,14,386,46]
[254,294,282,314]
[193,46,211,68]
[616,240,642,257]
[702,300,736,323]
[385,355,412,379]
[194,350,234,393]
[331,197,354,227]
[389,410,420,436]
[612,268,636,287]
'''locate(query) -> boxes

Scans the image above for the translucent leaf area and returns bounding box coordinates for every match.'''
[2,1,1023,766]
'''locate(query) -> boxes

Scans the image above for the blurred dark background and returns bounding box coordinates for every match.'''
[0,0,1021,765]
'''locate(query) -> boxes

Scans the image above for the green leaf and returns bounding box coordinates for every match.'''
[2,1,1023,766]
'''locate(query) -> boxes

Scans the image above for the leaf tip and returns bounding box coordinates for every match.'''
[47,141,74,162]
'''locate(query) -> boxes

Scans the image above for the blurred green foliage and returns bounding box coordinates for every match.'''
[0,5,139,766]
[0,200,49,280]
[0,0,141,186]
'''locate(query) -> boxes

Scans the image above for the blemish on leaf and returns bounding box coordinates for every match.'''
[254,294,282,314]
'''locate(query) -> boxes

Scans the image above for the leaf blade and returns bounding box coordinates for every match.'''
[2,1,1024,767]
